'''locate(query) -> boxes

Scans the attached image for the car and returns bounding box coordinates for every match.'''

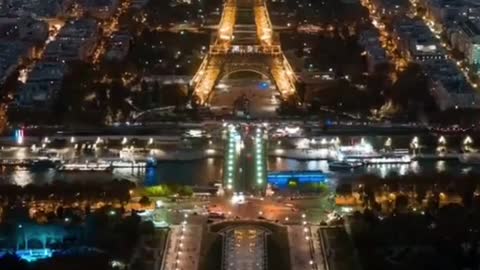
[208,212,225,219]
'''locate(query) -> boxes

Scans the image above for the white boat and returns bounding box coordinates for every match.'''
[364,155,412,164]
[459,154,480,165]
[58,163,113,172]
[328,161,364,171]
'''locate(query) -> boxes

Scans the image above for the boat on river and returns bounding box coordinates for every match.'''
[328,161,364,171]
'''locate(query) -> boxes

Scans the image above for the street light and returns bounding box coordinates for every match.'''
[464,136,473,145]
[335,137,340,145]
[410,136,419,152]
[385,137,392,148]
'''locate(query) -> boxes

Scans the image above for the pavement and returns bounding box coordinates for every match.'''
[208,195,334,224]
[210,82,279,118]
[223,226,267,270]
[288,225,326,270]
[161,224,203,270]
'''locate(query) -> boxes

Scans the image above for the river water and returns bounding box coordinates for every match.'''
[1,157,479,187]
[1,133,479,187]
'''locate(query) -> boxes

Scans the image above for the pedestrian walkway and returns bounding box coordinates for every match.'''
[288,225,326,270]
[223,226,268,270]
[161,224,203,270]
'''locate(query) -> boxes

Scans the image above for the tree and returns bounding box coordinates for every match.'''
[387,63,435,119]
[336,184,352,196]
[278,95,300,115]
[56,206,64,219]
[0,253,28,270]
[139,196,151,207]
[139,221,155,235]
[288,179,299,191]
[295,80,307,104]
[395,194,409,212]
[415,184,427,205]
[460,175,476,208]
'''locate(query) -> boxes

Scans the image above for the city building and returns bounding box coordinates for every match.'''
[393,18,447,62]
[16,61,67,107]
[0,17,20,39]
[0,41,33,86]
[423,0,465,25]
[0,16,48,42]
[358,29,388,73]
[130,0,149,9]
[2,0,74,18]
[0,0,6,14]
[424,60,480,110]
[43,19,99,62]
[371,0,410,18]
[85,0,119,20]
[422,0,480,25]
[0,16,48,40]
[105,33,131,61]
[447,19,480,72]
[17,16,49,42]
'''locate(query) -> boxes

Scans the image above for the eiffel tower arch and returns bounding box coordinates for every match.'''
[191,0,297,105]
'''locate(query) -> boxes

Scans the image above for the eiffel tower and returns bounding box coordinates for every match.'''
[190,0,297,105]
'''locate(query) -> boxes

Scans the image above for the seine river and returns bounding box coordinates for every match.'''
[1,133,479,187]
[1,157,479,187]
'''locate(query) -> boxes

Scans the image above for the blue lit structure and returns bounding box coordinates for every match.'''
[267,170,326,185]
[14,128,24,144]
[258,81,269,90]
[0,249,53,262]
[146,157,157,168]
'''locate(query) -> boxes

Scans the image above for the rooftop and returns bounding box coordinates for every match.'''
[459,18,480,38]
[423,60,473,94]
[26,61,67,81]
[0,41,29,80]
